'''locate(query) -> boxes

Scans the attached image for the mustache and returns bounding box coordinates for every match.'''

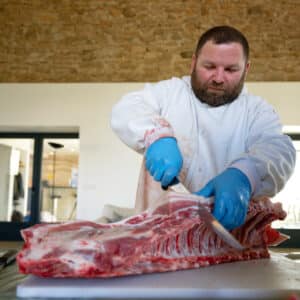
[209,81,225,88]
[207,83,225,92]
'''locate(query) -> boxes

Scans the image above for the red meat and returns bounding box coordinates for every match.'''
[17,193,287,278]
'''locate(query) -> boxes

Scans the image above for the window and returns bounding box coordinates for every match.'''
[0,132,79,240]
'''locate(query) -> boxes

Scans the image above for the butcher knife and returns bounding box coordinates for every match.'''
[164,177,245,251]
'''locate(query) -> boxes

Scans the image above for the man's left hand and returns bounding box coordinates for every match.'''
[195,168,252,230]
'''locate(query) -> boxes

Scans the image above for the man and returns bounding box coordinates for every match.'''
[111,26,295,230]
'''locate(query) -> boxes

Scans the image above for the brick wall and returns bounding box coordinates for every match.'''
[0,0,299,82]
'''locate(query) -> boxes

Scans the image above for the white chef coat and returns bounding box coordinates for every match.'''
[111,76,296,212]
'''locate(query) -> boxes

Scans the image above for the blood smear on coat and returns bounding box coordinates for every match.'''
[17,193,287,278]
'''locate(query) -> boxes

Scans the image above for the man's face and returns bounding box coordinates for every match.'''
[190,40,250,107]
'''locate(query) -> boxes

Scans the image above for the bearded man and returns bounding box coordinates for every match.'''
[111,26,295,230]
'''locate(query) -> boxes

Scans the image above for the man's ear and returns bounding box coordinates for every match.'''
[245,61,250,76]
[190,54,197,75]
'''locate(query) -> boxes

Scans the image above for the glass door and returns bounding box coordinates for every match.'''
[40,139,79,222]
[0,138,34,223]
[0,132,79,240]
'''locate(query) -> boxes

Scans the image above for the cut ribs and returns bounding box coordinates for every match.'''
[17,193,287,278]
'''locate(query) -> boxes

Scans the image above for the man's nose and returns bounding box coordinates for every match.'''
[213,68,225,84]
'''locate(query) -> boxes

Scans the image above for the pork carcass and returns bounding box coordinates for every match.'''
[17,193,287,278]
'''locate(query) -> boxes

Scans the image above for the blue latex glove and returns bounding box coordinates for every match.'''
[195,168,251,230]
[145,137,183,188]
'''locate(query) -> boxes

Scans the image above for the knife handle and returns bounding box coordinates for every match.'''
[161,177,180,190]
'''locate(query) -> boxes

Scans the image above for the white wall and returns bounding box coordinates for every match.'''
[0,82,299,220]
[246,82,300,131]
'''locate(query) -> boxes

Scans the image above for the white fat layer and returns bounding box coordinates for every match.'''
[25,225,154,261]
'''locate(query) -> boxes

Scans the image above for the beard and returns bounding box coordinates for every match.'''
[191,69,246,107]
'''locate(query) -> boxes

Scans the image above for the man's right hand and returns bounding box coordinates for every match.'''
[145,137,183,188]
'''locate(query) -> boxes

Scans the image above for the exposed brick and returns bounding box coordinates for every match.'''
[0,0,299,82]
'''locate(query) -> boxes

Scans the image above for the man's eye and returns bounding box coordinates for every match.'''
[226,68,238,73]
[204,65,215,70]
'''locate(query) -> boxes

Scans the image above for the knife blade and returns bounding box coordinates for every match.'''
[165,177,245,251]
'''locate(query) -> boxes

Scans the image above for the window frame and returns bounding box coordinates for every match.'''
[0,132,79,240]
